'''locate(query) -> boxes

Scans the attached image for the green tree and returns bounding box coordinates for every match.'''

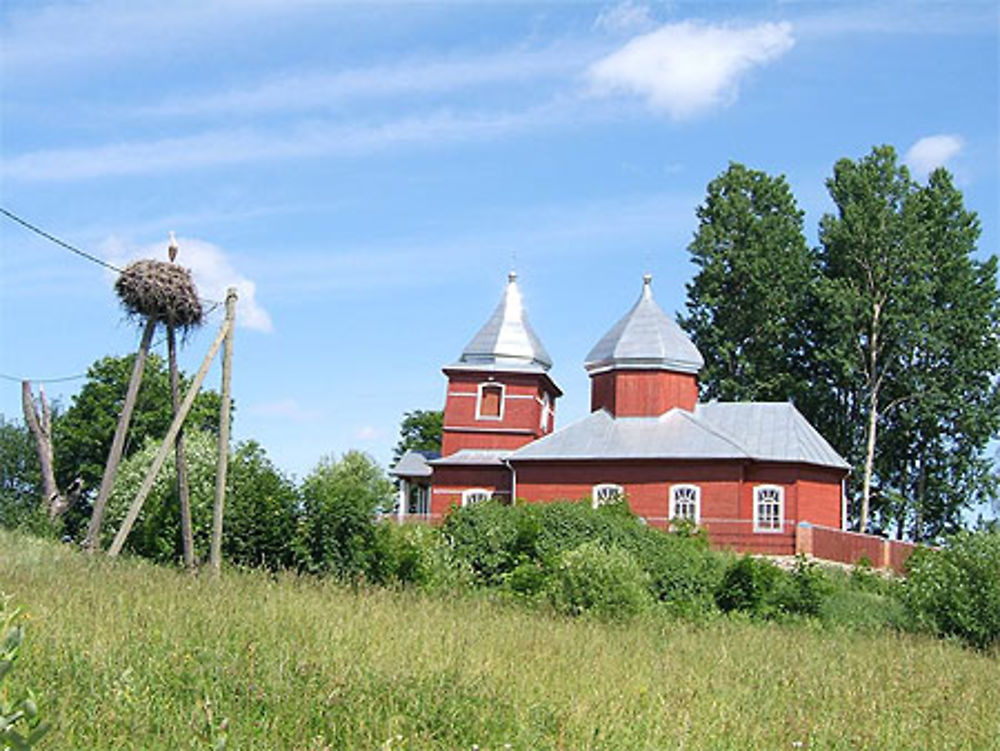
[392,410,442,464]
[53,354,222,501]
[0,417,41,528]
[103,432,302,568]
[680,162,818,403]
[817,147,1000,535]
[874,169,1000,539]
[103,429,219,563]
[224,441,303,570]
[300,451,394,579]
[817,145,921,531]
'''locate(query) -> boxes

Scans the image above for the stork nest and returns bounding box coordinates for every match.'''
[115,259,203,330]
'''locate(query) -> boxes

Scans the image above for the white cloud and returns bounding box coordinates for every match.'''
[104,235,273,332]
[135,44,589,119]
[355,425,381,441]
[587,20,795,119]
[249,398,323,422]
[594,2,657,35]
[1,102,588,182]
[905,134,964,178]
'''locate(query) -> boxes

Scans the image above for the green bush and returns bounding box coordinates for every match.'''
[901,530,1000,650]
[373,522,469,589]
[223,441,304,571]
[774,556,834,618]
[444,500,726,615]
[715,555,782,616]
[299,451,394,581]
[546,542,651,619]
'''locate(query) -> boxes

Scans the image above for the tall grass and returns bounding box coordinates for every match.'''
[2,531,997,749]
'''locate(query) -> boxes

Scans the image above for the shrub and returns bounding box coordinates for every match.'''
[774,556,834,618]
[901,530,1000,650]
[440,500,528,586]
[299,451,395,581]
[373,522,468,589]
[715,555,782,616]
[546,542,651,619]
[1,594,50,750]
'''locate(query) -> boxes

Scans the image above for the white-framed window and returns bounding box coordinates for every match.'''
[754,485,784,533]
[670,484,700,524]
[407,485,430,516]
[476,382,505,420]
[539,391,552,432]
[592,483,624,508]
[461,488,492,507]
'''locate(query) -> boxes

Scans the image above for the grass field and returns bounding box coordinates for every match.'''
[2,530,997,750]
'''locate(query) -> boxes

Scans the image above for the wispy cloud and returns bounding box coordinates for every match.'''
[588,20,795,119]
[0,0,321,76]
[134,44,591,119]
[593,2,657,35]
[1,101,590,182]
[905,134,964,178]
[103,235,273,332]
[249,398,324,422]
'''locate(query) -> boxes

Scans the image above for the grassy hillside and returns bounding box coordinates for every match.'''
[2,531,997,750]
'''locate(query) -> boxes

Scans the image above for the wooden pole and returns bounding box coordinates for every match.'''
[85,317,157,552]
[210,288,237,577]
[168,325,196,570]
[108,315,232,558]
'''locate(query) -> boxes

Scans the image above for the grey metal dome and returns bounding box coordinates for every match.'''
[457,271,553,370]
[585,274,703,374]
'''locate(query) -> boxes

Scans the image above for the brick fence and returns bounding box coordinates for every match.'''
[795,523,918,572]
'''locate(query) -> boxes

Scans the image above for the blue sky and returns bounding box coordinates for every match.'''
[1,0,997,481]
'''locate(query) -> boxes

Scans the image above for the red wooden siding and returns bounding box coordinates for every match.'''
[589,370,698,416]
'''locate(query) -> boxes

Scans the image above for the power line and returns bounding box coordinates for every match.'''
[1,206,224,306]
[0,372,87,385]
[1,206,124,273]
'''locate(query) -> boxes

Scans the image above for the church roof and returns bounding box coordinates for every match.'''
[454,271,553,371]
[508,402,849,470]
[584,274,703,375]
[390,449,440,478]
[696,402,849,470]
[429,449,511,466]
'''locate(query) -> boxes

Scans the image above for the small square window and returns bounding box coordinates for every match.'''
[477,383,504,419]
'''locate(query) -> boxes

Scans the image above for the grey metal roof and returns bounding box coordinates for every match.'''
[509,408,749,461]
[696,402,850,470]
[509,402,849,471]
[390,450,440,478]
[585,275,703,374]
[455,271,553,370]
[430,449,511,467]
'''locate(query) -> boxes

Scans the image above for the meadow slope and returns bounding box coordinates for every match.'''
[2,531,997,750]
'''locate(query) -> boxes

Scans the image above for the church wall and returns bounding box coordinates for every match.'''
[589,370,698,416]
[441,370,557,456]
[430,464,511,517]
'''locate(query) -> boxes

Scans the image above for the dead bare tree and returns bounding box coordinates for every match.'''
[20,381,81,518]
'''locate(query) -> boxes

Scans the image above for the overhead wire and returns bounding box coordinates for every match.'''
[1,208,230,386]
[0,206,224,306]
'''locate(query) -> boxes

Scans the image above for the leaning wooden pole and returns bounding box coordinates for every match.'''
[168,325,196,570]
[108,314,232,558]
[85,317,157,552]
[210,287,237,577]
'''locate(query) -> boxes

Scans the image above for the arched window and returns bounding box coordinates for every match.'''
[476,382,505,420]
[592,483,624,508]
[754,485,784,533]
[670,484,700,524]
[462,488,492,507]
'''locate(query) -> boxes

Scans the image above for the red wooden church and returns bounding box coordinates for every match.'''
[394,272,911,564]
